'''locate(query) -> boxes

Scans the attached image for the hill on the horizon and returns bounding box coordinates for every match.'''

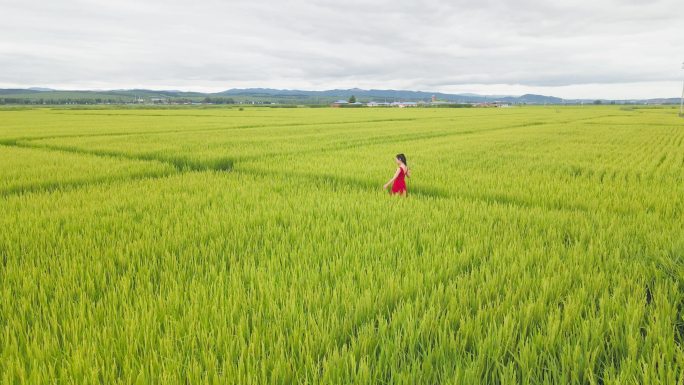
[215,88,566,104]
[0,87,680,105]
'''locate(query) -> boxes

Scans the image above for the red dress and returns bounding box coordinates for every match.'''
[391,167,407,195]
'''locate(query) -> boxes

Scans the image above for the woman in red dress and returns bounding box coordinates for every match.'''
[383,153,410,195]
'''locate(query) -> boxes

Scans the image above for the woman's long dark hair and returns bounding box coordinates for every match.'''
[396,153,407,167]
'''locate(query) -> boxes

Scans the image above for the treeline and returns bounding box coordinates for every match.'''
[0,98,129,105]
[431,103,474,108]
[0,97,238,105]
[201,97,236,104]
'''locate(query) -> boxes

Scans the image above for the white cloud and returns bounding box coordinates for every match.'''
[0,0,682,98]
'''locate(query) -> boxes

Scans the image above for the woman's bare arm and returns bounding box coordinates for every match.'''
[383,168,401,189]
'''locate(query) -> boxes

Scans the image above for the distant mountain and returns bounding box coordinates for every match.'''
[216,88,567,103]
[0,89,43,95]
[109,89,206,97]
[504,94,564,104]
[0,87,680,105]
[642,98,681,104]
[0,88,208,103]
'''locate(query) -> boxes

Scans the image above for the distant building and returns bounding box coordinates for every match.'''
[367,101,390,107]
[390,101,418,108]
[330,100,348,107]
[472,102,510,108]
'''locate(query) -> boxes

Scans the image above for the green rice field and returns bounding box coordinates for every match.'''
[1,106,683,384]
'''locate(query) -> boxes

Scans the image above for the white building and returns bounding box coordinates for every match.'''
[367,101,390,107]
[390,101,418,108]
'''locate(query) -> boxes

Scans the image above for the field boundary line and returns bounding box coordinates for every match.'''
[0,117,424,143]
[0,169,178,198]
[7,140,234,172]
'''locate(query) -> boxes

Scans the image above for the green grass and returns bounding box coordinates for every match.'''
[0,106,682,384]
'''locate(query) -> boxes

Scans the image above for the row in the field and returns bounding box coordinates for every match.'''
[9,106,615,173]
[0,106,534,140]
[0,145,175,195]
[0,104,620,142]
[1,170,679,383]
[4,108,681,218]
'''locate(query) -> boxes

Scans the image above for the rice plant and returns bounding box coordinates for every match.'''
[0,105,682,384]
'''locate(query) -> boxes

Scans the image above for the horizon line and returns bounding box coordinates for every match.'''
[1,86,680,101]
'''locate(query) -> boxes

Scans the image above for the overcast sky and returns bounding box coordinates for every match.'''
[1,0,682,99]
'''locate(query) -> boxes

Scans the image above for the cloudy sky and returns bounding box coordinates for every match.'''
[1,0,682,98]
